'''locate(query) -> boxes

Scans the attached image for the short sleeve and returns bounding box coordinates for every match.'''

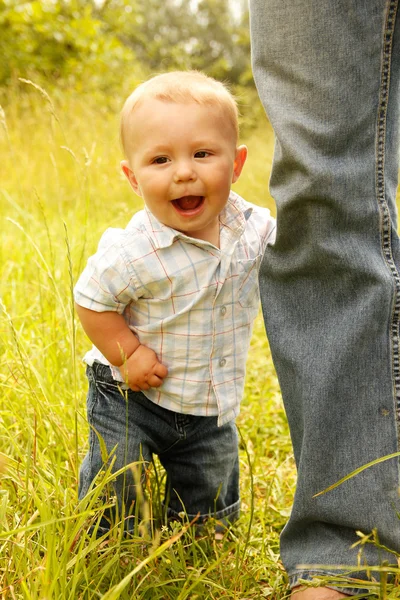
[248,204,277,255]
[261,209,277,251]
[74,228,138,314]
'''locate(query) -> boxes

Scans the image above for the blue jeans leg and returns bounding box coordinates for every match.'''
[79,364,240,533]
[159,412,240,531]
[79,365,154,532]
[249,0,400,592]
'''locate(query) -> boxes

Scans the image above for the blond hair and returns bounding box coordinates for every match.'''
[120,71,239,158]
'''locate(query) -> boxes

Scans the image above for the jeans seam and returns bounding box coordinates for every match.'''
[81,379,99,494]
[376,0,400,432]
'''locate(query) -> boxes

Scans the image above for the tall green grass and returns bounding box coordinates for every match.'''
[1,83,399,598]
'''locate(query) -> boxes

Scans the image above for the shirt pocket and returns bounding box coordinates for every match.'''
[236,255,261,310]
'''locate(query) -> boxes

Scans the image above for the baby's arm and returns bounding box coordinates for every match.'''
[75,304,168,391]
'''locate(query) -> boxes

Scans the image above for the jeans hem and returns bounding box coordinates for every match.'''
[289,569,372,596]
[166,498,241,531]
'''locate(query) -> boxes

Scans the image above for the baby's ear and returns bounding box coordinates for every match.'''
[232,145,248,183]
[121,160,142,196]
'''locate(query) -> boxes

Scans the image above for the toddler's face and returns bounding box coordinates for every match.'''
[121,98,247,245]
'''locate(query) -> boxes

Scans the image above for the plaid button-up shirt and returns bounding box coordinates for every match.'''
[74,192,276,425]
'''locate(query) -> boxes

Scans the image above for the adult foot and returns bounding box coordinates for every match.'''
[291,587,351,599]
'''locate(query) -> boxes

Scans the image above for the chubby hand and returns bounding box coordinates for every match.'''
[119,344,168,392]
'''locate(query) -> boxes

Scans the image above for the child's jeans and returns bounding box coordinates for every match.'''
[79,362,240,534]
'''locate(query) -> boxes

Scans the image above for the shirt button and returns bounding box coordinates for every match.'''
[219,358,226,367]
[220,305,227,316]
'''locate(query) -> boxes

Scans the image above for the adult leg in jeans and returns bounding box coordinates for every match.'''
[249,1,400,597]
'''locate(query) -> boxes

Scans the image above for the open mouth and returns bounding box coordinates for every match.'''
[171,195,204,213]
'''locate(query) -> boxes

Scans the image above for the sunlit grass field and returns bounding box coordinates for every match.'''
[1,84,400,599]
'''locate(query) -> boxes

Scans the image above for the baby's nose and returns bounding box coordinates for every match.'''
[173,161,196,182]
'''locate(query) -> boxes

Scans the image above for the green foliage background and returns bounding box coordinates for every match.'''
[0,2,290,597]
[2,1,400,597]
[0,0,265,130]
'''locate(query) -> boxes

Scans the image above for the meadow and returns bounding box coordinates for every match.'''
[0,83,399,599]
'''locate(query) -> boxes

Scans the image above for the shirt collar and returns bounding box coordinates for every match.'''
[136,191,253,250]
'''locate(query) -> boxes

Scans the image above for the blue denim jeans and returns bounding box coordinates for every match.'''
[79,363,240,533]
[250,0,400,594]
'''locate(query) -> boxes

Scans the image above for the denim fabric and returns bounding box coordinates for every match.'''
[250,0,400,594]
[79,363,240,533]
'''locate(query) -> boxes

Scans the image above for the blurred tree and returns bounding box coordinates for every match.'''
[97,0,250,85]
[0,0,253,94]
[95,0,192,73]
[0,0,137,88]
[189,0,249,83]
